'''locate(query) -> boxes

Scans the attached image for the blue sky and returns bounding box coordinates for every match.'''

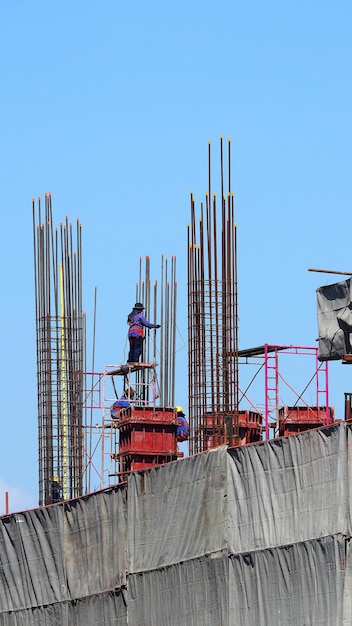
[0,1,351,513]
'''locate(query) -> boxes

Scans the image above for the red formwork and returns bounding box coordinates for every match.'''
[118,453,178,477]
[201,410,263,449]
[278,405,335,437]
[118,421,177,455]
[238,410,263,446]
[119,405,177,425]
[116,406,178,481]
[118,406,178,454]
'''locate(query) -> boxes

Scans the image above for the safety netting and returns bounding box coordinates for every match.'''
[0,423,352,625]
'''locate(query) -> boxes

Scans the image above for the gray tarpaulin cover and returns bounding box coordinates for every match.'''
[317,278,352,360]
[1,423,352,625]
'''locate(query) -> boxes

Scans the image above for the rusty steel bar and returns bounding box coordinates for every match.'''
[164,277,170,405]
[164,258,170,403]
[145,255,151,363]
[159,254,165,404]
[33,195,85,506]
[153,280,158,367]
[232,191,239,431]
[171,258,177,409]
[188,137,239,452]
[213,191,220,414]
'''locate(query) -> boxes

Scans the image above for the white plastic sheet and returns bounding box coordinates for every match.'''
[317,278,352,360]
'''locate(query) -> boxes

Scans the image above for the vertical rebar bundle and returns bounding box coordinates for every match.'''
[188,138,239,454]
[32,194,85,506]
[134,255,177,407]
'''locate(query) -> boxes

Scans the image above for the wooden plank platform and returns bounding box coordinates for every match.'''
[342,354,352,364]
[107,363,158,376]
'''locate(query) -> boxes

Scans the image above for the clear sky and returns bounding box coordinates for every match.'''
[0,1,351,513]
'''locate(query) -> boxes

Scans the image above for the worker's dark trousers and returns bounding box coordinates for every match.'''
[128,336,144,362]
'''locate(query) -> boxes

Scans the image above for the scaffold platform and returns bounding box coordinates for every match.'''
[107,363,159,376]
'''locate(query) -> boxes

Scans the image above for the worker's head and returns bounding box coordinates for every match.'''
[134,302,145,310]
[175,405,185,416]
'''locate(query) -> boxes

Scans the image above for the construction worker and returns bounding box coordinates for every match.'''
[51,476,63,503]
[176,406,189,442]
[111,394,131,420]
[127,302,161,364]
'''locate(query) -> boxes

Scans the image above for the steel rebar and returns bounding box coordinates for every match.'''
[188,138,239,453]
[32,195,85,506]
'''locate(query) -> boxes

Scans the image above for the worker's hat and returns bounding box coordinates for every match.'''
[175,405,185,416]
[134,302,145,310]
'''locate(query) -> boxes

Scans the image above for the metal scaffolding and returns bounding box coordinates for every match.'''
[237,344,330,438]
[81,254,178,491]
[32,194,85,506]
[188,138,239,454]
